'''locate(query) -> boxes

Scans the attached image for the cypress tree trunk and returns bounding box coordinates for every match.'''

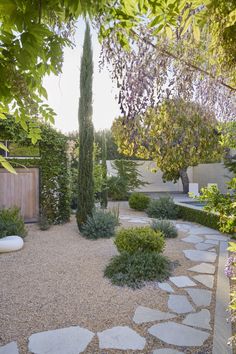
[179,168,189,194]
[100,131,108,208]
[76,23,94,229]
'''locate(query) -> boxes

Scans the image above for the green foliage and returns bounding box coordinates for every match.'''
[178,204,220,231]
[104,251,171,288]
[0,207,27,238]
[226,242,236,345]
[81,209,118,239]
[151,219,178,238]
[100,131,108,208]
[147,197,179,219]
[115,226,165,254]
[39,212,51,231]
[77,23,94,229]
[107,175,129,200]
[129,192,150,211]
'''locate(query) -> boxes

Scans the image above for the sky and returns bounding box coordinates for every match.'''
[43,20,120,134]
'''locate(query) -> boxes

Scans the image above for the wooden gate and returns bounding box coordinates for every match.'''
[0,168,39,222]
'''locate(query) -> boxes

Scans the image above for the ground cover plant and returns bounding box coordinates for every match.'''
[0,207,27,238]
[146,196,179,219]
[151,219,178,238]
[129,192,150,211]
[81,209,118,240]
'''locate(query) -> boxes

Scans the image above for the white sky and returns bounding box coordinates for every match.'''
[43,20,120,133]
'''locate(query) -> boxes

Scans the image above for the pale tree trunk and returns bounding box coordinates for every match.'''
[179,168,189,194]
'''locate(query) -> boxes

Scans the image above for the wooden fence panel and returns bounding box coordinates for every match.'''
[0,168,39,222]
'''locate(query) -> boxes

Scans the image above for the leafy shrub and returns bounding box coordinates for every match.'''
[151,219,178,238]
[0,207,27,238]
[115,226,165,254]
[146,197,179,219]
[39,212,51,231]
[178,204,220,231]
[104,251,171,288]
[81,209,118,239]
[129,192,150,211]
[107,176,129,200]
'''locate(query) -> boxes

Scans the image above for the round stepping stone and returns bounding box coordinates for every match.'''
[192,275,214,289]
[97,326,146,350]
[168,295,194,314]
[28,326,94,354]
[195,243,214,251]
[153,350,184,354]
[182,235,204,244]
[157,282,174,293]
[188,263,215,274]
[183,250,216,263]
[169,276,196,288]
[0,342,19,354]
[186,288,212,307]
[133,306,176,324]
[148,322,210,346]
[183,309,211,330]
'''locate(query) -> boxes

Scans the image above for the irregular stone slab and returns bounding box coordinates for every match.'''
[148,322,209,346]
[209,248,216,253]
[193,274,214,289]
[168,295,194,314]
[186,288,212,307]
[183,309,211,330]
[182,235,204,244]
[169,276,196,288]
[183,250,216,263]
[157,282,174,293]
[133,306,176,324]
[205,240,219,245]
[188,263,215,274]
[153,350,184,354]
[205,234,227,241]
[98,326,146,350]
[190,228,221,235]
[28,326,94,354]
[175,224,190,231]
[0,342,19,354]
[195,243,214,251]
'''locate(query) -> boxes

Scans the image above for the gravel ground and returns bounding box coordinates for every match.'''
[0,202,216,353]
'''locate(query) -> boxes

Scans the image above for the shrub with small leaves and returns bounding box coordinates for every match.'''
[115,226,165,254]
[104,251,171,288]
[146,197,179,219]
[39,212,51,231]
[151,219,178,238]
[129,192,150,211]
[81,209,118,239]
[0,207,27,238]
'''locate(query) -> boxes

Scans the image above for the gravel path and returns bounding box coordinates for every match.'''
[0,203,216,353]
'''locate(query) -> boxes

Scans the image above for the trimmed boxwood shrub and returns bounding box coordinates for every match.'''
[178,205,220,231]
[129,192,150,211]
[115,226,165,254]
[81,209,118,239]
[146,197,179,219]
[104,251,171,288]
[0,207,27,238]
[151,219,178,238]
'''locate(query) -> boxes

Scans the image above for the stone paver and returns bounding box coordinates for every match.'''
[153,350,184,354]
[133,306,176,324]
[193,274,214,288]
[168,295,194,314]
[183,309,211,330]
[182,235,204,244]
[169,276,196,288]
[183,250,216,263]
[205,234,227,241]
[186,288,212,307]
[157,282,174,293]
[190,228,221,235]
[97,326,146,350]
[0,342,19,354]
[148,322,210,346]
[205,240,219,245]
[209,248,216,252]
[188,263,215,274]
[28,326,94,354]
[195,243,213,251]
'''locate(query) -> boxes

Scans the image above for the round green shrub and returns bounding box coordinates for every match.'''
[115,226,165,254]
[146,197,179,219]
[151,219,178,238]
[0,207,27,238]
[104,251,171,288]
[129,192,150,211]
[81,209,118,239]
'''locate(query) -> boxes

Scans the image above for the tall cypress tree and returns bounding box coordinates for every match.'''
[100,131,108,208]
[76,22,94,229]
